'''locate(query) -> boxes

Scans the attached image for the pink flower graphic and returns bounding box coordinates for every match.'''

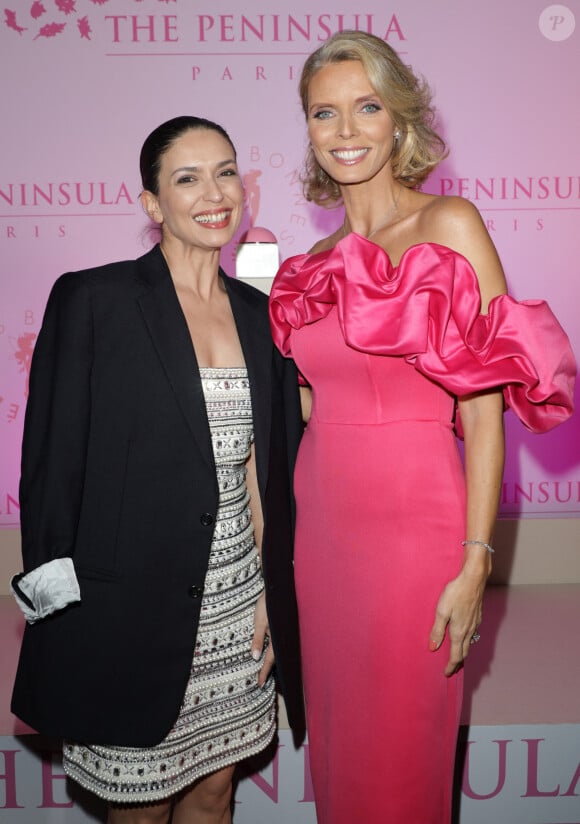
[243,170,262,227]
[4,9,27,33]
[34,20,65,38]
[4,0,175,41]
[55,0,76,14]
[78,14,90,38]
[13,332,37,397]
[30,2,46,19]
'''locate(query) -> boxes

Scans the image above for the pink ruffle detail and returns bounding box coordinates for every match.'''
[269,234,576,433]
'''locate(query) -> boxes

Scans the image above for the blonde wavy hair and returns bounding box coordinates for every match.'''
[299,30,447,207]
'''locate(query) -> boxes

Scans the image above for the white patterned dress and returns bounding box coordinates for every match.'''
[63,367,276,803]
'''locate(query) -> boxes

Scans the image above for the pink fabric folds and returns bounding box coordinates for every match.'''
[269,233,576,433]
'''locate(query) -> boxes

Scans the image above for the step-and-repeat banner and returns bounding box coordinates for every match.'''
[1,4,579,822]
[2,727,580,823]
[1,1,579,524]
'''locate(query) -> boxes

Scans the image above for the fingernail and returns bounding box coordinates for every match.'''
[429,639,438,651]
[252,649,261,661]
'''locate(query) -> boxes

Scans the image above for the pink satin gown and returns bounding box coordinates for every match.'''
[269,234,575,824]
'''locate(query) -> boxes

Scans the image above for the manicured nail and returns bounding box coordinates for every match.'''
[252,649,261,661]
[429,639,438,651]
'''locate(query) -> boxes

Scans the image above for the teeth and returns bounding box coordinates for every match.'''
[332,149,368,160]
[194,211,230,224]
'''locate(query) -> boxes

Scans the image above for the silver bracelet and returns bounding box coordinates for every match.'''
[461,539,495,554]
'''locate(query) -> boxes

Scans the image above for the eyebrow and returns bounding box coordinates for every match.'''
[172,159,237,174]
[308,93,381,113]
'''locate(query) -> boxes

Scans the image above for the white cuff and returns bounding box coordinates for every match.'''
[11,558,81,624]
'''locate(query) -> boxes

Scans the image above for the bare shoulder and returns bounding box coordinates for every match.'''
[419,195,486,242]
[308,225,342,254]
[420,196,508,310]
[308,238,331,254]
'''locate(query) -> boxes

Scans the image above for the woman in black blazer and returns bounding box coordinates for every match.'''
[11,116,304,823]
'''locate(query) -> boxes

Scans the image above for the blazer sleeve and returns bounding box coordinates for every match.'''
[11,272,93,622]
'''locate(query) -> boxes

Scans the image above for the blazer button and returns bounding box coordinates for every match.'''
[188,585,204,599]
[200,512,214,527]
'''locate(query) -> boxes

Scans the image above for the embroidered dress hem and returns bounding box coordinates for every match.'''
[62,708,276,804]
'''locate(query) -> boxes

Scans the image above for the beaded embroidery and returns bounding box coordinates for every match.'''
[63,368,275,802]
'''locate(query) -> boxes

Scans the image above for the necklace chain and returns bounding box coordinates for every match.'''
[342,182,402,239]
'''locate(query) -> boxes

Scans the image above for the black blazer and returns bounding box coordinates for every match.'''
[11,244,305,746]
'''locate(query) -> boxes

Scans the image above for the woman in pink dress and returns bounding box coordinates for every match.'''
[269,31,575,824]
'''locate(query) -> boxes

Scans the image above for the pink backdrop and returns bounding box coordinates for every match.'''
[1,0,579,525]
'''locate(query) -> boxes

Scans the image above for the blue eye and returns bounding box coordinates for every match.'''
[313,110,333,120]
[362,103,381,113]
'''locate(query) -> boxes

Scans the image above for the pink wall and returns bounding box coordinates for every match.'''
[1,0,578,525]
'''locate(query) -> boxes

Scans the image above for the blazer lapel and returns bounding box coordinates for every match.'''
[136,247,215,472]
[224,275,272,499]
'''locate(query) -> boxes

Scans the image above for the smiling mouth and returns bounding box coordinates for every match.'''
[194,210,231,226]
[331,149,369,163]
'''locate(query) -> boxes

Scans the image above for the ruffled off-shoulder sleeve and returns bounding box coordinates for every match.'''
[269,234,576,433]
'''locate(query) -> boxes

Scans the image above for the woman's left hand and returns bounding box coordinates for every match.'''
[429,554,491,676]
[251,591,275,686]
